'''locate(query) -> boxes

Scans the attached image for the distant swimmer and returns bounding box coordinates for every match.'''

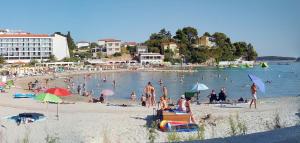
[158,79,163,85]
[265,80,272,84]
[103,76,107,82]
[113,80,116,87]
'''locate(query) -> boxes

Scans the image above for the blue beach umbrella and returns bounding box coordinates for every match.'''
[191,82,209,92]
[248,74,266,93]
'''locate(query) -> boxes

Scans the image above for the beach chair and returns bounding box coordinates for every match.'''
[161,111,191,122]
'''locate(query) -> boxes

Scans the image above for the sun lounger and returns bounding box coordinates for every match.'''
[162,111,191,122]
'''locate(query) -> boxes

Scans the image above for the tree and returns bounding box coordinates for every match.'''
[113,52,122,57]
[245,44,258,61]
[96,52,103,59]
[49,54,57,62]
[0,56,6,64]
[29,59,38,66]
[127,46,137,55]
[66,31,77,57]
[164,48,175,62]
[145,28,172,54]
[203,32,211,37]
[90,42,99,49]
[182,27,198,46]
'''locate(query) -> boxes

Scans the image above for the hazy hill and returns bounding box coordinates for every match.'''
[256,56,296,61]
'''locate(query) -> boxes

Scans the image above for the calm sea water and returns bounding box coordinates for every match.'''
[72,62,300,101]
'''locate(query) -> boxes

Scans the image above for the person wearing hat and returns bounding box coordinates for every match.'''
[177,95,186,112]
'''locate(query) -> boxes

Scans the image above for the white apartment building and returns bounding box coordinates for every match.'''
[136,45,148,55]
[97,39,121,56]
[139,53,164,65]
[0,31,69,63]
[76,41,90,48]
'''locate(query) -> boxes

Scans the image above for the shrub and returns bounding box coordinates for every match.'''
[228,114,247,136]
[167,131,181,142]
[147,121,158,143]
[113,52,122,57]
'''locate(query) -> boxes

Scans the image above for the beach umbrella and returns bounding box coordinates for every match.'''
[35,93,62,103]
[46,88,71,96]
[248,74,266,93]
[45,88,71,119]
[100,89,114,96]
[0,82,6,86]
[191,82,209,104]
[191,82,209,92]
[35,93,62,118]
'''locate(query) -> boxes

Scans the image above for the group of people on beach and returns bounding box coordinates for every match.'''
[207,88,227,103]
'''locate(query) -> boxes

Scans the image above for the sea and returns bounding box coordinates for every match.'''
[71,62,300,101]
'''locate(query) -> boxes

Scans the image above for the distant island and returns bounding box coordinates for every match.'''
[256,56,297,61]
[297,57,300,62]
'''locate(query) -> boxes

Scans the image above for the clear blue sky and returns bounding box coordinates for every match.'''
[1,0,299,57]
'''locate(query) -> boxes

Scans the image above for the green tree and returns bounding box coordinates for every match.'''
[145,28,172,54]
[203,32,211,37]
[49,54,57,62]
[164,48,175,62]
[113,52,122,57]
[182,27,198,45]
[90,42,99,49]
[96,52,103,59]
[245,44,258,61]
[0,56,6,64]
[127,46,137,55]
[66,31,77,57]
[29,59,38,66]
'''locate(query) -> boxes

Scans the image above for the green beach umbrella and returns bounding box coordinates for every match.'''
[35,93,62,103]
[35,93,62,119]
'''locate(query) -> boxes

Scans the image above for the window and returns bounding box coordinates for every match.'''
[108,43,112,46]
[115,43,119,46]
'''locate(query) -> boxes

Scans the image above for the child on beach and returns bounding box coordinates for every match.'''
[141,94,146,106]
[130,91,136,102]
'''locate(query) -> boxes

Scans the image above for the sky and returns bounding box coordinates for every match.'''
[0,0,299,57]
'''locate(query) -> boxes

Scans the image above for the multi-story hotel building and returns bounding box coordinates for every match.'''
[0,30,69,63]
[97,39,121,56]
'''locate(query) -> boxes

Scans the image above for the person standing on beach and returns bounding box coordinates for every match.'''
[250,83,257,109]
[162,86,168,99]
[150,84,156,106]
[144,82,152,107]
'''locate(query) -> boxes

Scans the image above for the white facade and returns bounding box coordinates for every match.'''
[139,53,164,65]
[136,45,148,54]
[76,41,90,48]
[97,39,121,56]
[52,34,70,60]
[0,32,69,63]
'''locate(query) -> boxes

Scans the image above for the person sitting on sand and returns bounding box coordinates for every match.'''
[99,94,105,103]
[177,95,186,112]
[141,94,146,107]
[185,97,196,123]
[130,91,136,102]
[218,88,227,102]
[208,90,218,103]
[159,96,169,110]
[250,83,257,109]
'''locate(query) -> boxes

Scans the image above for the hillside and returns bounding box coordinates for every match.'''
[256,56,296,61]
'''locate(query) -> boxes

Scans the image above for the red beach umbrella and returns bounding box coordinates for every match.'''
[45,87,71,120]
[46,88,71,96]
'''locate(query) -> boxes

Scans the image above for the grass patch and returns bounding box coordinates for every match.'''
[228,114,247,136]
[45,133,60,143]
[147,121,158,143]
[265,112,285,130]
[167,131,181,142]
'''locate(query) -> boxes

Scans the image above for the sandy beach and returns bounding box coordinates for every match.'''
[0,75,299,143]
